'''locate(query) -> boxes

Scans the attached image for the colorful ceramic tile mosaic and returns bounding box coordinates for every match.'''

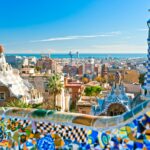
[0,100,149,149]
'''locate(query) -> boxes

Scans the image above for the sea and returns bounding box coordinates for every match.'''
[5,53,147,59]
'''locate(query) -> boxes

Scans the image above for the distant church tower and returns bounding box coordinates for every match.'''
[141,14,150,100]
[115,71,122,86]
[101,64,108,82]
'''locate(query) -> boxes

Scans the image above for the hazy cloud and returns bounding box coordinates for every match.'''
[31,32,121,43]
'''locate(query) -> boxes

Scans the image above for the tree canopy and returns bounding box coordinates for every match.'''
[84,86,102,96]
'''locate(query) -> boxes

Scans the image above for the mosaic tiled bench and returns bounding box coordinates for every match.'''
[0,100,149,149]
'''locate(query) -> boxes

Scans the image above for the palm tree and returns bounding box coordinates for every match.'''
[47,73,63,110]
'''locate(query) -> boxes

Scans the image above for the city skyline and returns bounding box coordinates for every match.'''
[0,0,149,53]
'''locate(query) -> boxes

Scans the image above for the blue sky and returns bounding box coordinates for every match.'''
[0,0,150,53]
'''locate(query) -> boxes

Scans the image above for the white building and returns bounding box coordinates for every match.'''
[0,45,43,104]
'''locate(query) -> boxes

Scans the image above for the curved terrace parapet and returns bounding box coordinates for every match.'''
[1,100,150,130]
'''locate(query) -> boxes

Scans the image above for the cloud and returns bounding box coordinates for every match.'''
[31,31,121,43]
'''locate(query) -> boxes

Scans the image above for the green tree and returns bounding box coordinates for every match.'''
[94,86,102,96]
[84,86,92,96]
[84,86,102,96]
[47,73,63,109]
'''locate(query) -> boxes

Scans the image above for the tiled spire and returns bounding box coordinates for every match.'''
[144,18,150,89]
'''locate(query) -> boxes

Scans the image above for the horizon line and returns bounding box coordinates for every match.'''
[5,52,147,54]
